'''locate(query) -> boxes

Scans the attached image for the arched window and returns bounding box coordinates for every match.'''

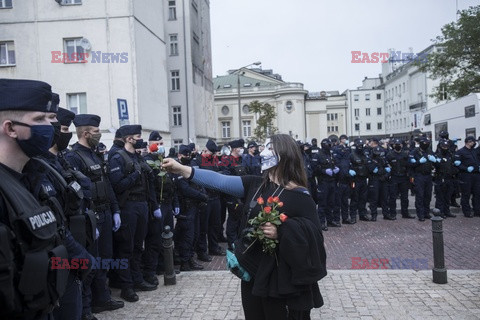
[221,105,229,115]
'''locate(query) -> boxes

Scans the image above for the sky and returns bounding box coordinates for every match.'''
[210,0,480,93]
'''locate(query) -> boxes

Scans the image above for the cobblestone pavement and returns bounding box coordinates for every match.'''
[97,270,480,320]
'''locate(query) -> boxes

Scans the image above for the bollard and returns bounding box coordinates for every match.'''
[162,225,176,285]
[431,216,447,284]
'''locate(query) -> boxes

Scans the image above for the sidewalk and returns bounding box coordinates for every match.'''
[97,270,480,320]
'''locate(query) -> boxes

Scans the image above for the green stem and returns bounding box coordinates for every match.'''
[242,238,258,254]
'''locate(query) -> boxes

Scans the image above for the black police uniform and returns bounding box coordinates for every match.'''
[333,143,352,223]
[433,142,458,217]
[309,139,320,203]
[243,142,262,176]
[349,142,371,221]
[385,142,411,218]
[455,140,480,217]
[367,147,389,221]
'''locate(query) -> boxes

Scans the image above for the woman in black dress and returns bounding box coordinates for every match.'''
[163,134,327,320]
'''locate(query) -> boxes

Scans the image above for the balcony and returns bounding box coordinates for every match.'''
[409,101,426,110]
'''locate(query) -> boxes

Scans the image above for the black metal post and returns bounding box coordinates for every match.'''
[431,216,447,284]
[162,225,176,285]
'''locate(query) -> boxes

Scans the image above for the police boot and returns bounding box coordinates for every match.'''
[92,299,124,313]
[371,214,377,222]
[402,213,416,219]
[321,223,328,231]
[144,274,159,286]
[327,221,341,228]
[197,252,212,262]
[359,215,371,221]
[445,212,456,218]
[82,313,98,320]
[120,288,139,302]
[188,258,204,270]
[134,280,157,291]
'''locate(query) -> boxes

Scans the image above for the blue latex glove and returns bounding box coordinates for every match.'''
[467,166,474,173]
[373,167,379,174]
[385,167,391,173]
[113,212,121,232]
[325,168,333,176]
[436,157,441,163]
[419,157,427,164]
[153,208,162,219]
[428,155,436,162]
[174,207,180,215]
[333,167,340,174]
[410,158,416,164]
[454,160,461,166]
[349,169,356,177]
[95,228,100,240]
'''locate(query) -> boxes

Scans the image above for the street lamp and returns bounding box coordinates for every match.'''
[236,61,261,139]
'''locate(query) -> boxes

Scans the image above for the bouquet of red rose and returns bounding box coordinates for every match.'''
[246,196,288,256]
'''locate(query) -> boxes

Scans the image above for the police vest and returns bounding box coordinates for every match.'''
[0,165,69,318]
[34,158,97,250]
[314,151,335,180]
[117,150,151,203]
[74,149,110,208]
[351,151,369,177]
[389,152,408,176]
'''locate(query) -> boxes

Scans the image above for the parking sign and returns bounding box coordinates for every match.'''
[117,99,129,126]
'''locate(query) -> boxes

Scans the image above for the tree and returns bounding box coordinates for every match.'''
[417,5,480,101]
[249,100,278,142]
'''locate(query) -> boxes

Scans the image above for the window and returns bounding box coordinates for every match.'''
[222,121,231,138]
[168,0,176,20]
[221,105,229,115]
[365,94,370,101]
[327,126,338,133]
[465,105,475,118]
[466,128,476,139]
[0,0,12,8]
[377,107,382,115]
[354,108,359,117]
[366,123,371,130]
[434,122,448,140]
[377,122,382,130]
[355,123,360,131]
[403,83,405,93]
[173,139,183,151]
[366,108,371,116]
[424,114,431,125]
[242,104,249,114]
[327,113,338,121]
[64,38,86,63]
[285,101,293,112]
[354,94,359,101]
[172,106,182,126]
[243,120,251,137]
[0,41,15,65]
[169,34,178,55]
[376,93,381,100]
[170,70,180,91]
[67,93,87,114]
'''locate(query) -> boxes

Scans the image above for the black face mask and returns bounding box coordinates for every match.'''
[356,145,363,151]
[133,138,144,149]
[180,157,191,165]
[57,132,73,151]
[441,148,449,154]
[420,142,429,150]
[394,145,402,152]
[51,121,61,148]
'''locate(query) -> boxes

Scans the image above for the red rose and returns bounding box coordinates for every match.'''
[267,196,274,204]
[279,213,288,222]
[257,197,264,205]
[273,196,280,203]
[264,207,272,214]
[277,202,284,207]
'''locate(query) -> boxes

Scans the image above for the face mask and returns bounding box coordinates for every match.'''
[133,138,144,149]
[12,121,54,158]
[394,145,402,151]
[260,146,278,172]
[356,145,363,151]
[238,148,244,155]
[51,121,61,148]
[180,157,191,165]
[87,132,102,148]
[344,140,349,145]
[57,132,73,151]
[158,146,165,155]
[420,143,429,150]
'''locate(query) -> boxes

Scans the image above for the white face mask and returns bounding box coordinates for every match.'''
[260,141,278,172]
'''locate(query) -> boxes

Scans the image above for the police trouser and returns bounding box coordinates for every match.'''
[317,180,338,223]
[207,198,222,252]
[174,206,196,262]
[335,181,351,220]
[82,209,113,314]
[414,173,433,219]
[54,273,82,320]
[142,212,163,279]
[349,178,368,218]
[308,177,318,204]
[434,178,454,215]
[458,172,480,216]
[389,176,409,216]
[113,201,148,289]
[194,202,209,254]
[368,178,388,217]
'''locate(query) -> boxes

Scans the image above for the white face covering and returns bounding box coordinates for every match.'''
[260,140,279,172]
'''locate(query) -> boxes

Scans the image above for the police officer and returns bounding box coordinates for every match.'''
[333,135,353,224]
[409,137,436,221]
[433,139,457,218]
[243,141,262,176]
[108,127,125,159]
[172,145,207,271]
[312,138,340,230]
[0,78,91,320]
[298,140,315,197]
[309,138,320,203]
[349,139,372,222]
[108,125,160,302]
[367,146,390,221]
[455,136,480,217]
[66,114,125,316]
[386,139,414,219]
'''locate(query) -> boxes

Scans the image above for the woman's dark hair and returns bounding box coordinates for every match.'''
[263,134,308,188]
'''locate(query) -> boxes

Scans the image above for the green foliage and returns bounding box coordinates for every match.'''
[249,100,278,142]
[417,5,480,101]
